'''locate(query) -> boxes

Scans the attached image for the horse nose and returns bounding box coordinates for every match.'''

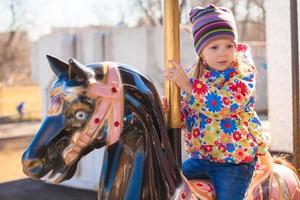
[22,158,44,177]
[22,158,44,178]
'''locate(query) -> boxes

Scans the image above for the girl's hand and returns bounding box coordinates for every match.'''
[163,60,192,95]
[161,96,170,113]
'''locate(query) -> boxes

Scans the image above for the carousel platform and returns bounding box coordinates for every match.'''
[0,178,97,200]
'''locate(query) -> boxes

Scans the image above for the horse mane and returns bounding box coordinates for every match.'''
[273,155,300,179]
[117,65,182,197]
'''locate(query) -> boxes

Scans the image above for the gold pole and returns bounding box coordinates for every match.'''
[164,0,181,128]
[164,0,181,166]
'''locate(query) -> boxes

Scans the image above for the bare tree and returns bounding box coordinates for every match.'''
[111,0,265,41]
[131,0,191,26]
[179,0,187,24]
[251,0,266,41]
[0,0,31,83]
[230,0,238,17]
[240,0,251,41]
[131,0,162,26]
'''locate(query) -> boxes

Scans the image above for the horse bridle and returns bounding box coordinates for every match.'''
[62,62,124,166]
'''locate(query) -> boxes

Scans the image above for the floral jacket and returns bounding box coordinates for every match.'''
[181,43,269,164]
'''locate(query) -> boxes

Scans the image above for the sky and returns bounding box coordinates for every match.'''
[0,0,142,40]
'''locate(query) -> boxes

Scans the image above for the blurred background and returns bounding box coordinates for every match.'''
[0,0,268,127]
[0,0,298,199]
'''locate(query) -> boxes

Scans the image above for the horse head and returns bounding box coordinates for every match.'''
[22,55,126,183]
[22,56,181,199]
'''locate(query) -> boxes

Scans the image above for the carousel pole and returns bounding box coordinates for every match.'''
[164,0,181,167]
[290,0,300,169]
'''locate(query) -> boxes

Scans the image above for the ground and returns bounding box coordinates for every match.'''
[0,85,41,120]
[0,136,30,183]
[0,121,97,200]
[0,121,41,183]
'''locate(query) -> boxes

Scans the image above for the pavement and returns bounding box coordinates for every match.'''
[0,120,40,139]
[0,179,97,200]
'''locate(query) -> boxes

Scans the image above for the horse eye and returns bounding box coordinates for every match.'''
[75,111,88,121]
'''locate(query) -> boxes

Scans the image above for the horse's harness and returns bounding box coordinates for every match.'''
[59,62,124,166]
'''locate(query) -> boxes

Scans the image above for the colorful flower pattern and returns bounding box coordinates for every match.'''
[181,44,269,164]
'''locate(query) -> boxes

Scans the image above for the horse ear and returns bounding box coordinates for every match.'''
[68,58,93,81]
[46,55,69,77]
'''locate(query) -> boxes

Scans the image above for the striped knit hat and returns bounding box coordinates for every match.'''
[189,4,238,55]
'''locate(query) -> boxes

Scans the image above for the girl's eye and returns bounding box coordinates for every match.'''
[227,44,234,48]
[211,46,218,50]
[75,110,88,121]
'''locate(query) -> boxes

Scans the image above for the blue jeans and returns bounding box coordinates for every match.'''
[182,157,257,200]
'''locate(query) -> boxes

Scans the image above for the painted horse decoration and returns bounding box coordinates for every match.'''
[22,56,300,199]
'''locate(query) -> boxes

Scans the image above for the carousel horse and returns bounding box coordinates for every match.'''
[22,56,300,200]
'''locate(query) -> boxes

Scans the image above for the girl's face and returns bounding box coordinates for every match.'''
[201,39,236,71]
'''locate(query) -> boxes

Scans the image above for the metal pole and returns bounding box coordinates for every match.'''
[290,0,300,169]
[0,84,2,118]
[164,0,182,167]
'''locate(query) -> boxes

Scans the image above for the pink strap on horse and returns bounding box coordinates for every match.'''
[87,62,124,145]
[63,63,124,166]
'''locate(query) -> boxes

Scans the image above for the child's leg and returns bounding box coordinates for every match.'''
[182,158,210,180]
[208,158,257,200]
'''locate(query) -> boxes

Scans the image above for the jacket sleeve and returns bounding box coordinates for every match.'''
[256,131,269,155]
[181,65,196,99]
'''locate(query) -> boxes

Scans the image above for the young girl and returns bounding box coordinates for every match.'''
[163,4,269,200]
